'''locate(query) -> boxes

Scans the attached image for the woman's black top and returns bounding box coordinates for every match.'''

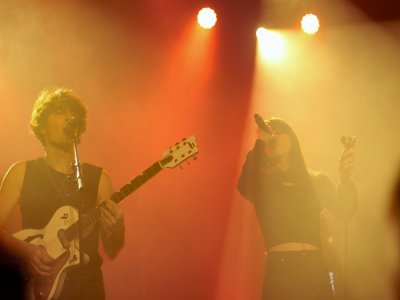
[238,139,357,251]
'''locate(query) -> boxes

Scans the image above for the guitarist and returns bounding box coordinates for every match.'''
[0,88,125,299]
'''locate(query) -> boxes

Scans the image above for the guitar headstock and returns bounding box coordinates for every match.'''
[341,136,356,149]
[159,136,199,169]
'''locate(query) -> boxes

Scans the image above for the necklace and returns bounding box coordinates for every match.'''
[43,158,72,199]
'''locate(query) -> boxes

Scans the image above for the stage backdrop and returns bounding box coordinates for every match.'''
[0,1,399,299]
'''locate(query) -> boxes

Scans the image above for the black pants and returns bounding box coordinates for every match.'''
[59,268,105,300]
[262,251,334,300]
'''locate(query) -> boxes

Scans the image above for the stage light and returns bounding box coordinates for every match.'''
[256,27,285,62]
[197,7,217,29]
[301,14,320,35]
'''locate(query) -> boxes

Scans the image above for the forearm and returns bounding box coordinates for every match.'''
[336,180,357,219]
[237,139,266,199]
[313,173,357,220]
[101,220,125,259]
[0,229,25,256]
[0,230,29,274]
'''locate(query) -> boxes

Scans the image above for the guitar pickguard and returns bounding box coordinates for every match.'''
[13,206,83,300]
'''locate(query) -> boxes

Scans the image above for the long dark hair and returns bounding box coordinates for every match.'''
[266,118,315,193]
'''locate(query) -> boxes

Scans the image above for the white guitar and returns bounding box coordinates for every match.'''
[13,136,199,300]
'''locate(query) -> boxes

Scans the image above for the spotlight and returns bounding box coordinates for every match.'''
[301,14,320,35]
[256,27,285,62]
[197,7,217,29]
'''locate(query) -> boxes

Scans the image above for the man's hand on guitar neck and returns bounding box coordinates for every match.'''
[100,201,124,238]
[22,242,55,277]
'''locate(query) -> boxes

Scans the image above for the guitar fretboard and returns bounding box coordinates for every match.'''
[64,158,169,242]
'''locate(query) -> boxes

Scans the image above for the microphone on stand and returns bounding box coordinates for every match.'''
[64,115,85,190]
[64,115,82,140]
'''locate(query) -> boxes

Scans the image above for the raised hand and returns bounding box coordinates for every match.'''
[256,123,276,145]
[339,136,356,182]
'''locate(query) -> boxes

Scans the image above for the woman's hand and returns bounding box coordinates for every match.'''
[256,122,276,145]
[339,147,356,182]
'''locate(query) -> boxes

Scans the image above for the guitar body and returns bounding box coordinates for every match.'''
[13,205,88,300]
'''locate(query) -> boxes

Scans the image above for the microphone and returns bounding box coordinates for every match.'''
[254,113,269,133]
[254,113,276,147]
[64,115,81,138]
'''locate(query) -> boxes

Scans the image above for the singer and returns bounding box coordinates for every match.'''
[0,88,125,299]
[237,117,357,300]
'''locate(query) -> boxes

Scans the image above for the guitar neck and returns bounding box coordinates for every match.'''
[110,160,163,204]
[64,158,169,242]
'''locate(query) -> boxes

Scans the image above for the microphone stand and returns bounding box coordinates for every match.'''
[70,132,85,298]
[72,135,84,192]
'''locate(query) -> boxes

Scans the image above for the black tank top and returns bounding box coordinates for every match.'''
[19,158,103,272]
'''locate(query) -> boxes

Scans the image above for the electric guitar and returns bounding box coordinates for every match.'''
[13,136,199,300]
